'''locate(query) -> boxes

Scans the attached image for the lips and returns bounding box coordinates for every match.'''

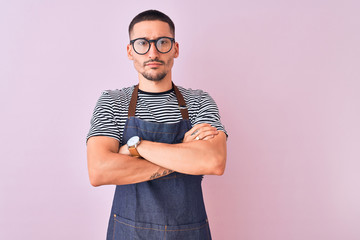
[146,62,163,67]
[144,60,164,67]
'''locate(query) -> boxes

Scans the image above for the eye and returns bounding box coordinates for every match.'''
[158,38,170,46]
[137,40,147,46]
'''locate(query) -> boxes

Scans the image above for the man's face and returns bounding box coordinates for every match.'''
[127,20,179,81]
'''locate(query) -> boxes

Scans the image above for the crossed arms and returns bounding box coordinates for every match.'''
[87,123,227,186]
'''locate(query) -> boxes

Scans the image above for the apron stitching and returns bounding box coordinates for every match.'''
[165,223,208,232]
[114,219,163,231]
[112,215,116,240]
[114,218,208,232]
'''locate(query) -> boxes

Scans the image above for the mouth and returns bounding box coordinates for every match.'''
[144,60,164,68]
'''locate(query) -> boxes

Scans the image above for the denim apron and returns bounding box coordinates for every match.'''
[106,84,212,240]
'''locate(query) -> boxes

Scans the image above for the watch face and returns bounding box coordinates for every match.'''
[128,136,140,147]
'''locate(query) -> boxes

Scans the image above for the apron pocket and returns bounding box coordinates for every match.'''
[166,219,211,240]
[113,214,166,239]
[113,214,211,240]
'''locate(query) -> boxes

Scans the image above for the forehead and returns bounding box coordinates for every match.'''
[130,20,173,39]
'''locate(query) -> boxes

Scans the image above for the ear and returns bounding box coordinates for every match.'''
[173,42,179,58]
[127,44,134,60]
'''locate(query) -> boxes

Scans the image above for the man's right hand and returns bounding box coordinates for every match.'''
[118,144,130,155]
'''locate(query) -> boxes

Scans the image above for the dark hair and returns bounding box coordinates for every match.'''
[128,10,175,38]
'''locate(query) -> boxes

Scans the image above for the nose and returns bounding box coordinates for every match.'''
[147,42,160,59]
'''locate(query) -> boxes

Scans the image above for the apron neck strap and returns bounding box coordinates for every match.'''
[172,83,189,120]
[128,83,189,120]
[128,84,139,118]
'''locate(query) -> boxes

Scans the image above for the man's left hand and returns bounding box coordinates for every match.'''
[183,123,219,143]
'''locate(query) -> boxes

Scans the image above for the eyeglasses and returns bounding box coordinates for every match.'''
[130,37,175,55]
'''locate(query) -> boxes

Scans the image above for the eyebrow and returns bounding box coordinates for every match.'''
[131,36,174,40]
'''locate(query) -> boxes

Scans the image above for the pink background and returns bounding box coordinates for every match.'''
[1,1,359,239]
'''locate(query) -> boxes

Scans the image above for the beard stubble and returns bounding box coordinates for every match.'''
[141,59,168,81]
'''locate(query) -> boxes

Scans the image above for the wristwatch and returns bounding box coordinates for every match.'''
[127,136,142,157]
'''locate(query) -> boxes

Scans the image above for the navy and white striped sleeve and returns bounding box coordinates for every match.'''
[86,91,121,143]
[192,91,228,137]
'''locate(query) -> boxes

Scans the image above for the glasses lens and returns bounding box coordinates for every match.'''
[133,39,149,54]
[156,38,173,53]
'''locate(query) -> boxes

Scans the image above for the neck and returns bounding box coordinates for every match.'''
[138,73,173,93]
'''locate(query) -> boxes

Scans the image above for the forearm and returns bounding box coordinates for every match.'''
[137,132,227,175]
[87,138,173,186]
[86,126,226,186]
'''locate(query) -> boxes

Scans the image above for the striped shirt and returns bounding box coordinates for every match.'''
[87,85,227,145]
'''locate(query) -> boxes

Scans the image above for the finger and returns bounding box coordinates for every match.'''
[189,123,211,136]
[196,126,218,133]
[184,124,216,142]
[191,129,199,136]
[202,135,215,141]
[191,127,218,142]
[197,129,219,140]
[185,123,208,138]
[183,128,201,142]
[196,127,218,137]
[190,125,215,138]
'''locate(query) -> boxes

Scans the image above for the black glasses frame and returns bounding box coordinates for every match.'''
[130,37,175,55]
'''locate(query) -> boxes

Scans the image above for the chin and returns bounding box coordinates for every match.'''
[142,72,167,81]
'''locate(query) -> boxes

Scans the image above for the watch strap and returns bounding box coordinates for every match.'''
[129,146,141,157]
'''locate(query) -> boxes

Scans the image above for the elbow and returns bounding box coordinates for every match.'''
[89,169,103,187]
[88,159,106,187]
[204,134,227,176]
[213,161,226,176]
[210,154,226,176]
[89,174,102,187]
[214,166,225,176]
[90,180,100,187]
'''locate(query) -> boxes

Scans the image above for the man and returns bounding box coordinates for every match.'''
[87,10,227,240]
